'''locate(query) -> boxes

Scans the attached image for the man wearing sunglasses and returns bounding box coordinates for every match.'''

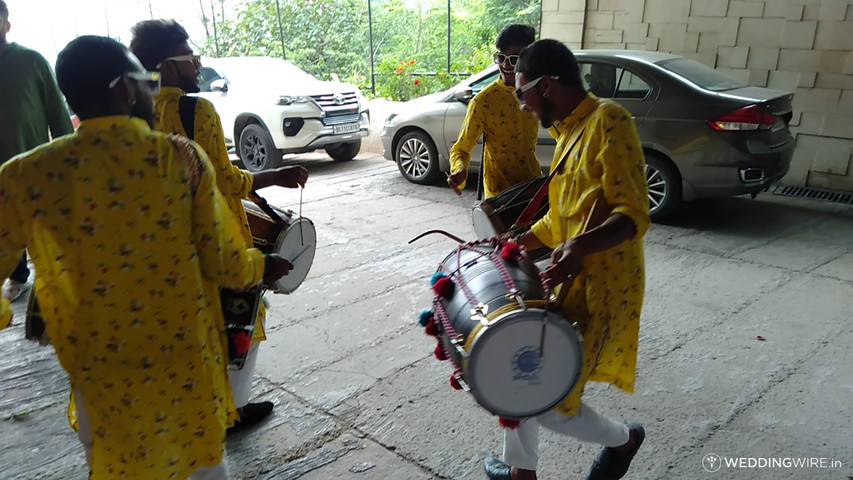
[130,19,309,435]
[447,23,541,199]
[0,0,74,304]
[0,35,294,479]
[483,40,650,480]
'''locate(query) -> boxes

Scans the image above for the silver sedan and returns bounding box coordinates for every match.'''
[380,50,795,221]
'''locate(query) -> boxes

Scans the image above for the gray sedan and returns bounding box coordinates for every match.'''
[380,50,795,221]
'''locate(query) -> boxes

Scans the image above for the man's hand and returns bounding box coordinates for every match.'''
[263,254,294,284]
[253,165,309,190]
[542,238,586,288]
[447,170,467,195]
[274,165,308,188]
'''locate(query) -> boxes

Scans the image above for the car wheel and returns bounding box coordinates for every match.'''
[396,131,440,185]
[239,124,281,172]
[325,140,361,162]
[645,153,681,222]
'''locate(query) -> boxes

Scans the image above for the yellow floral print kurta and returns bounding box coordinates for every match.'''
[0,116,265,479]
[153,87,266,343]
[530,94,650,416]
[449,78,542,198]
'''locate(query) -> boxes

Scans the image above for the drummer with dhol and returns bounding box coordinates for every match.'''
[482,40,651,480]
[129,19,309,433]
[446,24,541,198]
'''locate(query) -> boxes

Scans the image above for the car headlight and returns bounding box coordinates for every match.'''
[278,95,308,105]
[384,113,398,125]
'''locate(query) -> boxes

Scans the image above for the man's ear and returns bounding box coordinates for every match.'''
[112,74,138,107]
[4,20,11,33]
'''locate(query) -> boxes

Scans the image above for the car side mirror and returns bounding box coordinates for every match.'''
[454,88,473,104]
[211,78,229,92]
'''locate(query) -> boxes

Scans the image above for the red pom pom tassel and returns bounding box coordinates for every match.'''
[424,318,440,337]
[432,276,455,298]
[231,331,252,357]
[449,371,464,390]
[434,343,449,361]
[499,417,521,429]
[500,242,521,260]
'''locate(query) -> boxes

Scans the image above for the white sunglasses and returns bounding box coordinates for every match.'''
[108,70,161,94]
[156,54,201,69]
[515,75,559,101]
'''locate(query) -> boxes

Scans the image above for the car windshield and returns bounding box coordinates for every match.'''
[657,58,746,91]
[208,57,317,88]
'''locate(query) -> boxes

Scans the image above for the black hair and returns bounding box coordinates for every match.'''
[495,23,536,51]
[0,0,8,20]
[55,36,136,114]
[130,19,190,71]
[516,39,584,89]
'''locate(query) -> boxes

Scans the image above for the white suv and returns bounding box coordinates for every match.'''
[196,56,370,171]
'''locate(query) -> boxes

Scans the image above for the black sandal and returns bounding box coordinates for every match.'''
[586,423,645,480]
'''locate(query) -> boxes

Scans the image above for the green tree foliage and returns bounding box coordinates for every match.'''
[199,0,540,100]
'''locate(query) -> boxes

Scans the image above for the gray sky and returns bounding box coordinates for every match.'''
[5,0,218,67]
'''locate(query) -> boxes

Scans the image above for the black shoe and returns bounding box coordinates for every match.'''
[586,424,645,480]
[483,456,513,480]
[227,401,274,435]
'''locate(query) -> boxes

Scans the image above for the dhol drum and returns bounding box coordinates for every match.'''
[472,175,549,239]
[242,199,316,294]
[432,239,582,419]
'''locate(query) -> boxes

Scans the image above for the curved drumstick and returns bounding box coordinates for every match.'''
[289,243,313,263]
[407,229,466,244]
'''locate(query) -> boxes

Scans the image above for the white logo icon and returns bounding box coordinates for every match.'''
[703,453,722,472]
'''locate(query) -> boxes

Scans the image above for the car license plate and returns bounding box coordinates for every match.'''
[333,123,359,134]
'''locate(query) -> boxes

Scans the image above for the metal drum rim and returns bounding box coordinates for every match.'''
[464,308,583,418]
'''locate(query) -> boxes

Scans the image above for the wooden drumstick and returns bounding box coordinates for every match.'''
[446,172,462,196]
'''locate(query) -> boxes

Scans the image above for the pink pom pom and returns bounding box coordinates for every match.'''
[425,318,440,337]
[449,371,464,390]
[434,343,448,361]
[499,417,521,429]
[432,276,455,298]
[500,242,521,260]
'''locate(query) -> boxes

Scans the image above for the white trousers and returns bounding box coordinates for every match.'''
[228,340,260,408]
[503,402,630,471]
[74,388,229,480]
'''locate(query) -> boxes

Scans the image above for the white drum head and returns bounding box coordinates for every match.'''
[271,217,316,294]
[466,309,582,418]
[472,206,498,240]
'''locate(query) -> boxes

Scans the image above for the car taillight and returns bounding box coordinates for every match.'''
[707,105,776,131]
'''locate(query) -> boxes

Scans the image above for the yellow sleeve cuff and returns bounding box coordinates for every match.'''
[1,301,11,330]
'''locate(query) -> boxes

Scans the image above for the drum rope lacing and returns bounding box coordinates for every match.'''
[434,238,556,367]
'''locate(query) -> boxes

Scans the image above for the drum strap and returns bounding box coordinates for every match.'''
[248,190,290,226]
[512,114,593,230]
[179,95,198,140]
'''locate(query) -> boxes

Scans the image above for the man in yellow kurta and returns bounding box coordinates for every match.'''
[129,19,309,432]
[0,36,292,480]
[447,24,541,199]
[483,40,650,480]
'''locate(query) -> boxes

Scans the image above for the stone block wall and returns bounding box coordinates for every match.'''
[541,0,853,191]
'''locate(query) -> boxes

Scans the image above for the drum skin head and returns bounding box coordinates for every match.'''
[271,217,316,294]
[465,308,582,418]
[472,206,499,240]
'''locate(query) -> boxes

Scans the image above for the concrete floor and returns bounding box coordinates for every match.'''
[1,153,851,480]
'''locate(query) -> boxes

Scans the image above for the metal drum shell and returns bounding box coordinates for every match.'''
[438,246,546,369]
[436,242,583,418]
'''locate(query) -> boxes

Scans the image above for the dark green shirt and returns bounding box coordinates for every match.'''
[0,42,73,164]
